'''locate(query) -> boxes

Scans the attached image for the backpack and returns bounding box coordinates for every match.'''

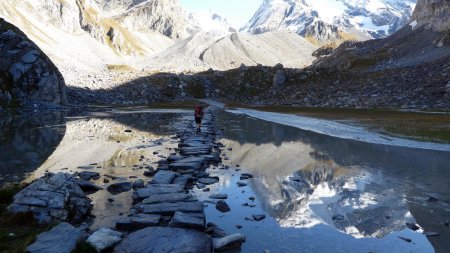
[195,106,203,117]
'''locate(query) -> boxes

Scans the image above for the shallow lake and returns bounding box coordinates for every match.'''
[0,107,449,253]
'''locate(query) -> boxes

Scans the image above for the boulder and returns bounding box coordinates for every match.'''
[273,69,286,86]
[213,234,246,251]
[26,222,85,253]
[7,173,92,224]
[113,227,212,253]
[0,18,66,107]
[86,227,123,252]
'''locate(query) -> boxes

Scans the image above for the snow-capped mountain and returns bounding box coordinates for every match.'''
[188,11,236,34]
[242,0,416,44]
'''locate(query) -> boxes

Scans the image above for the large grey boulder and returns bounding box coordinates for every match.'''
[273,69,286,86]
[113,227,212,253]
[26,222,85,253]
[0,18,66,107]
[87,227,123,252]
[7,173,92,224]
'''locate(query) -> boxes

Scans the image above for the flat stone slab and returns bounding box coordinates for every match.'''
[167,155,184,162]
[133,184,185,201]
[26,222,85,253]
[116,214,161,232]
[170,162,202,171]
[141,193,196,204]
[139,202,203,215]
[213,234,246,251]
[170,211,205,230]
[150,171,177,184]
[173,174,193,187]
[113,227,212,253]
[209,194,228,200]
[87,227,123,252]
[198,177,219,185]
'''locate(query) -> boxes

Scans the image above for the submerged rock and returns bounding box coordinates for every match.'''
[113,227,212,253]
[209,194,228,200]
[252,214,266,221]
[26,222,85,253]
[87,227,123,252]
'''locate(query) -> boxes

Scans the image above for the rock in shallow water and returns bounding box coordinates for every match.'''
[116,214,161,232]
[252,214,266,221]
[213,234,246,251]
[87,227,123,252]
[107,182,132,195]
[26,222,85,253]
[113,227,212,253]
[198,177,219,185]
[7,173,92,224]
[209,194,228,200]
[170,211,205,230]
[216,200,230,213]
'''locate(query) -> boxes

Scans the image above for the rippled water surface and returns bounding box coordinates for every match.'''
[0,107,449,253]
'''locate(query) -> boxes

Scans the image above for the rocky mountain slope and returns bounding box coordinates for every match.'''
[0,0,318,90]
[242,0,416,44]
[0,18,66,108]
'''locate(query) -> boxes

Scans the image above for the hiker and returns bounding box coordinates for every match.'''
[194,103,204,133]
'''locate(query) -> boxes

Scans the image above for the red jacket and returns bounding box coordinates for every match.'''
[195,106,204,118]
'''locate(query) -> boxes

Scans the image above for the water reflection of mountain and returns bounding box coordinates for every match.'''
[0,112,66,186]
[218,110,450,252]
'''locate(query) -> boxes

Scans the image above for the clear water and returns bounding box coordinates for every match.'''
[0,108,449,253]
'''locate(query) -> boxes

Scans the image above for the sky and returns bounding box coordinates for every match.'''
[180,0,263,28]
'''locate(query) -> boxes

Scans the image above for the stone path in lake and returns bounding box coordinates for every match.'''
[24,108,245,253]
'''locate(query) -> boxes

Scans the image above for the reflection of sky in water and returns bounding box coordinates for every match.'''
[1,108,449,253]
[201,110,450,253]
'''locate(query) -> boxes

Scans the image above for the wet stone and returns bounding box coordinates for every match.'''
[240,173,253,180]
[213,234,246,252]
[132,179,145,189]
[169,211,205,230]
[139,201,203,215]
[236,182,247,187]
[116,214,161,232]
[133,184,185,201]
[198,177,219,185]
[252,214,266,221]
[77,171,100,181]
[107,182,132,195]
[141,193,196,204]
[151,171,177,184]
[210,194,228,200]
[113,227,212,253]
[172,174,193,187]
[87,227,123,252]
[75,180,103,193]
[26,222,85,253]
[216,200,230,213]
